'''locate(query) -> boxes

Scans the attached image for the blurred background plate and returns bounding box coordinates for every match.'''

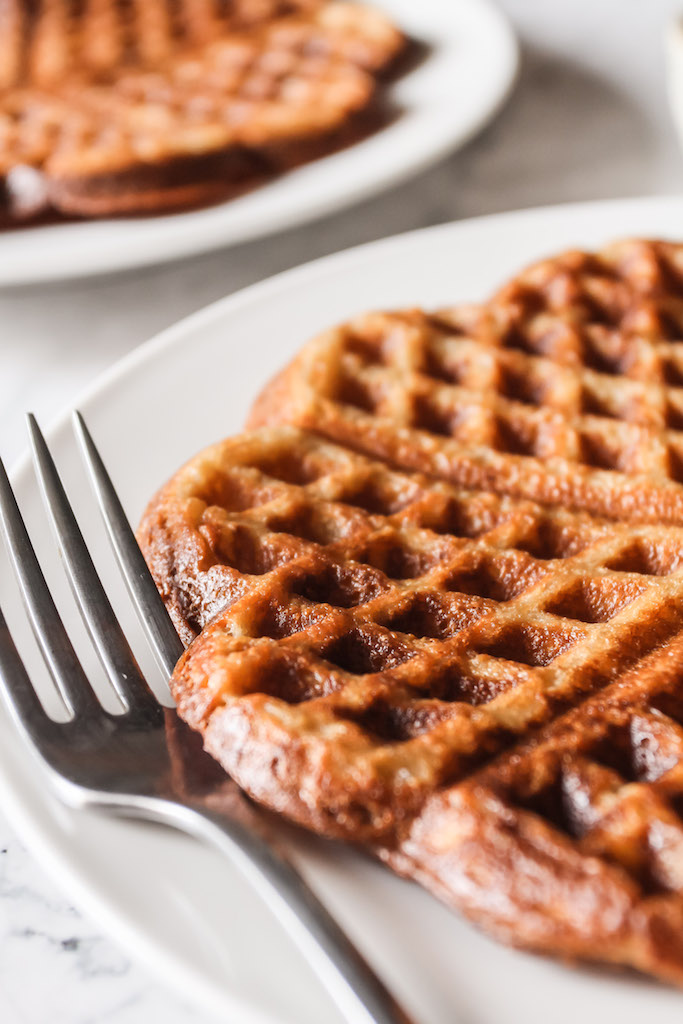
[2,195,683,1024]
[0,0,518,286]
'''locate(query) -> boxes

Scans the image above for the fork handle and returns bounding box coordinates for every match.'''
[153,800,416,1024]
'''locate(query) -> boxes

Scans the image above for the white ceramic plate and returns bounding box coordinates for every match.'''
[4,196,683,1024]
[0,0,517,287]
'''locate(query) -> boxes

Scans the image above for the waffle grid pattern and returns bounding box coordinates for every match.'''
[334,310,683,477]
[0,1,321,88]
[487,686,683,900]
[150,430,683,844]
[252,241,683,523]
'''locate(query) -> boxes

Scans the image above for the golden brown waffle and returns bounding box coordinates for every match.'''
[249,239,683,525]
[138,238,683,984]
[0,0,405,219]
[140,424,683,983]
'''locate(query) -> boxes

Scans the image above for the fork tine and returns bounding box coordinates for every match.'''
[73,411,184,681]
[0,454,99,718]
[27,415,157,716]
[0,603,54,742]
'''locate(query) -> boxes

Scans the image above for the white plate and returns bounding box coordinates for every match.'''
[4,196,683,1024]
[0,0,517,287]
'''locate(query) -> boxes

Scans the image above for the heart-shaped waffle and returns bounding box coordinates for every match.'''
[139,239,683,985]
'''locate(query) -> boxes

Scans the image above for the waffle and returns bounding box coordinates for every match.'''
[138,238,683,983]
[249,239,683,525]
[0,0,405,219]
[140,423,683,983]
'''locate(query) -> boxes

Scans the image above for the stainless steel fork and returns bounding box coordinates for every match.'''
[0,413,415,1024]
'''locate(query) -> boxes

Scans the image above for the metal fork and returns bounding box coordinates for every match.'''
[0,413,415,1024]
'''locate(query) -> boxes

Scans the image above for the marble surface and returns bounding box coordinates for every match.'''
[1,0,683,1020]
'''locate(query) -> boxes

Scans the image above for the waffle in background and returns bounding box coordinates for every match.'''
[0,0,406,220]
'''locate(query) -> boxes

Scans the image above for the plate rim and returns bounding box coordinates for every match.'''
[6,193,683,1023]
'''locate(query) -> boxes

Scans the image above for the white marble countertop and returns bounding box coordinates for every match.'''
[1,1,683,1020]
